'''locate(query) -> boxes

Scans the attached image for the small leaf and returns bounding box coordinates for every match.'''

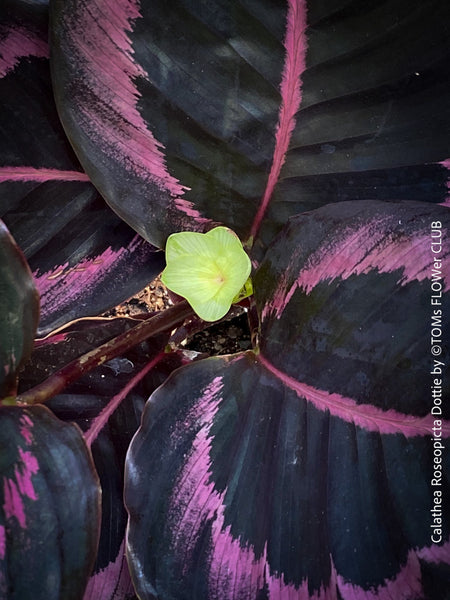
[161,227,251,322]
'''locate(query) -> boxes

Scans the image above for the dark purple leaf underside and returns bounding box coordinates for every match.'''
[0,220,39,398]
[0,404,101,600]
[0,2,164,335]
[125,201,450,599]
[50,0,450,253]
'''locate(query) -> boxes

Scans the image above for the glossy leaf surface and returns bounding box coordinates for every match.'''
[256,200,450,416]
[0,0,164,336]
[0,404,101,599]
[0,221,39,399]
[50,0,450,253]
[125,201,450,599]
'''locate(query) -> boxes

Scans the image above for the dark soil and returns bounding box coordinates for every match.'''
[184,312,252,355]
[104,275,252,355]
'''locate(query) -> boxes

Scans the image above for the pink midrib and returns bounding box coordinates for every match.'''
[0,167,90,182]
[258,353,450,438]
[249,0,308,242]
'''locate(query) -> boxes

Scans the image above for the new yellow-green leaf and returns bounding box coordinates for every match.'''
[161,227,251,321]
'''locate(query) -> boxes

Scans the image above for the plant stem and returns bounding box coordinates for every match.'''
[83,351,167,448]
[17,300,193,405]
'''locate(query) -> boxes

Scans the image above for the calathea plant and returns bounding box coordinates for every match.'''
[0,0,449,599]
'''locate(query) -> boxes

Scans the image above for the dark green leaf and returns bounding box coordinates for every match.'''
[50,0,450,255]
[0,404,101,599]
[0,221,39,399]
[0,0,164,336]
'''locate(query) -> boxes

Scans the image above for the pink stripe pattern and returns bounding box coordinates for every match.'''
[250,0,308,241]
[265,215,450,319]
[164,357,449,598]
[0,26,48,78]
[168,376,224,569]
[62,0,210,225]
[34,234,142,324]
[168,373,335,598]
[83,539,135,600]
[2,479,26,528]
[0,167,90,183]
[258,353,450,437]
[14,449,39,502]
[19,414,34,445]
[333,551,424,600]
[2,415,39,529]
[417,539,450,564]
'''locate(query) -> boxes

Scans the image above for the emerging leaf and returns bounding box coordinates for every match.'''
[161,227,251,322]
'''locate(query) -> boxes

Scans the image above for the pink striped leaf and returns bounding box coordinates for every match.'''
[50,0,450,254]
[83,538,136,600]
[0,221,39,399]
[18,315,188,600]
[0,1,164,336]
[256,200,450,424]
[0,404,101,600]
[125,200,450,599]
[31,225,164,337]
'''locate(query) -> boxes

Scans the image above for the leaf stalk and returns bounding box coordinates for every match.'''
[17,300,193,405]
